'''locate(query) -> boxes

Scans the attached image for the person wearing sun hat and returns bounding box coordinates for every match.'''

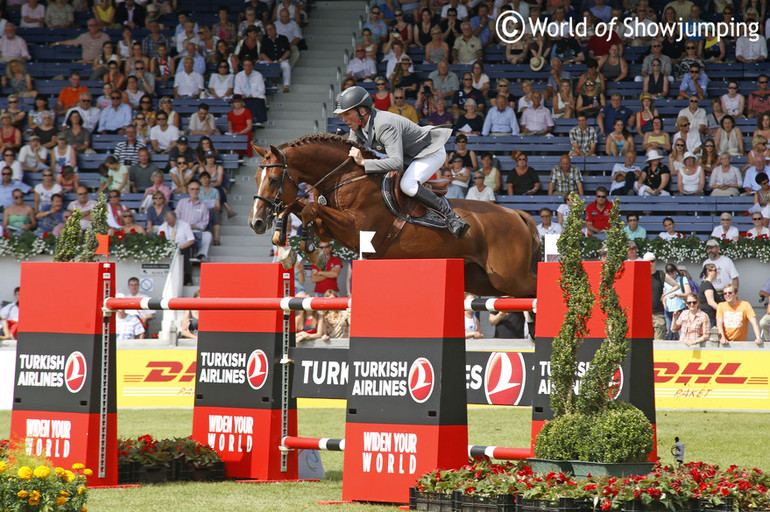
[677,151,705,195]
[636,149,672,196]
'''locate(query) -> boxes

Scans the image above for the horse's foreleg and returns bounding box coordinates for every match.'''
[299,203,357,269]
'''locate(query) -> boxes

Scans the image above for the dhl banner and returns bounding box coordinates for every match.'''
[3,347,769,410]
[117,349,197,408]
[653,350,770,410]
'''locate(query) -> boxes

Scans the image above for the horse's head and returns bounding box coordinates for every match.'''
[249,144,297,235]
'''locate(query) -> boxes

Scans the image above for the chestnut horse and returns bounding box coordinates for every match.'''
[249,133,540,298]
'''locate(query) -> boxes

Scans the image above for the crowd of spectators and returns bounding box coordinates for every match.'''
[346,0,770,236]
[0,0,312,284]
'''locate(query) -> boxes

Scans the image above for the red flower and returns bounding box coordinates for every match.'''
[464,486,475,494]
[601,500,612,511]
[42,232,49,238]
[130,228,137,234]
[159,231,166,238]
[584,483,598,491]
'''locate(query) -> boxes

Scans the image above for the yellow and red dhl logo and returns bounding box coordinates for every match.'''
[123,361,197,383]
[654,362,769,386]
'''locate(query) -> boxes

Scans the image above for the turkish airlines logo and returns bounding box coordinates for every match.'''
[65,351,87,393]
[484,352,526,405]
[246,350,268,390]
[608,367,624,400]
[408,358,434,403]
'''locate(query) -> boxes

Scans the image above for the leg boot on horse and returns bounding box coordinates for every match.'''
[412,185,471,239]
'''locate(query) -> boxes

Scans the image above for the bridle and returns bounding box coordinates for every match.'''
[254,145,362,216]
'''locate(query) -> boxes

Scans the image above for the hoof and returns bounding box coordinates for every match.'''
[315,250,329,271]
[277,246,297,269]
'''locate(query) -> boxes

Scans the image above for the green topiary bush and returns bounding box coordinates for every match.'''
[581,402,653,463]
[533,413,591,461]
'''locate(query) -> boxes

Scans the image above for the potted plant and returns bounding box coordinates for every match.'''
[168,437,223,481]
[118,435,172,483]
[533,195,654,476]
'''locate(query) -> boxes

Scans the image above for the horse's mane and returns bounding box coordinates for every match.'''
[281,132,376,159]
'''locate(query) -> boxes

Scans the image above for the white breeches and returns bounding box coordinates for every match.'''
[400,148,447,197]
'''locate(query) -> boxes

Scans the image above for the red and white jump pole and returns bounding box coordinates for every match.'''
[280,436,531,461]
[104,297,535,313]
[104,296,351,312]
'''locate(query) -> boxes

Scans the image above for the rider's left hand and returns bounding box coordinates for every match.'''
[349,147,365,166]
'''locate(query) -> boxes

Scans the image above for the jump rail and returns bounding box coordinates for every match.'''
[104,297,536,313]
[280,436,531,460]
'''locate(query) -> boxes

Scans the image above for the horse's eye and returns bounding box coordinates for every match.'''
[269,177,281,187]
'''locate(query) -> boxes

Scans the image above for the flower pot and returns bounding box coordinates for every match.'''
[451,491,516,512]
[526,458,573,475]
[117,461,141,484]
[569,461,655,478]
[620,499,698,512]
[409,487,454,512]
[700,497,734,512]
[517,497,591,512]
[137,464,170,484]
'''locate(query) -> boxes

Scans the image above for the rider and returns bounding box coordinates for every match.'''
[334,86,471,239]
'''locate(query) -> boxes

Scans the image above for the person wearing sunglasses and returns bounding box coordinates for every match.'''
[677,63,707,100]
[96,90,133,134]
[0,165,30,209]
[671,293,710,346]
[208,55,235,101]
[748,75,770,119]
[2,187,35,233]
[750,173,770,227]
[716,285,763,345]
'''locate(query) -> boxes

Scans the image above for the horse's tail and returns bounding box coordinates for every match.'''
[518,210,541,278]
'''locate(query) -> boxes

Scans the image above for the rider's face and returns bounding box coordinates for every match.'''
[340,109,364,130]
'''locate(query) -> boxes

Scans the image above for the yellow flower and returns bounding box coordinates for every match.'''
[17,490,29,498]
[31,491,41,498]
[55,466,65,476]
[29,496,40,506]
[84,468,93,476]
[78,486,86,495]
[17,466,33,480]
[34,465,51,479]
[72,463,85,470]
[0,461,7,472]
[63,470,76,482]
[60,491,71,497]
[56,496,68,506]
[80,508,88,512]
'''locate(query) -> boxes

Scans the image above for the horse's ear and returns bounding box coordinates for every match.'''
[269,145,280,156]
[252,144,268,157]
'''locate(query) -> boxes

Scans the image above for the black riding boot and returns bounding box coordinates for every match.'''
[413,185,470,239]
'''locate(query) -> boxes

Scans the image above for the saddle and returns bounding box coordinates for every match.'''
[381,171,449,230]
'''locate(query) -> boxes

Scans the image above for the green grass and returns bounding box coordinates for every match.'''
[2,408,770,511]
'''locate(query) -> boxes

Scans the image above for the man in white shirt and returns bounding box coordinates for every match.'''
[678,96,708,136]
[274,8,302,66]
[519,91,553,135]
[702,238,739,293]
[64,93,101,132]
[18,136,49,173]
[174,56,204,99]
[536,207,562,237]
[125,276,155,327]
[158,210,196,286]
[346,46,377,81]
[149,112,180,154]
[735,35,768,64]
[175,19,200,54]
[233,57,267,128]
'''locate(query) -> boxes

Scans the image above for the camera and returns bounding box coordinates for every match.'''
[422,86,431,95]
